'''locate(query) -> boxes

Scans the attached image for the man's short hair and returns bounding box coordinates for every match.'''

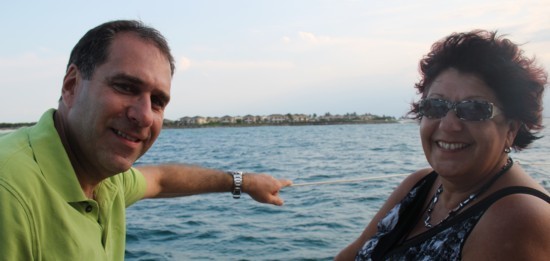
[67,20,175,79]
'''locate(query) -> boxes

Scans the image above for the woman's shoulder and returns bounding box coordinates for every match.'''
[382,168,435,207]
[399,168,435,190]
[463,185,550,259]
[482,169,549,234]
[485,165,549,217]
[483,186,549,223]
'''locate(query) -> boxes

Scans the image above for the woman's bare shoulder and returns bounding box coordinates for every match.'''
[398,168,434,190]
[463,187,550,260]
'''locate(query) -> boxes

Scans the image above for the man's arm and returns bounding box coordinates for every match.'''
[137,164,292,206]
[0,187,35,260]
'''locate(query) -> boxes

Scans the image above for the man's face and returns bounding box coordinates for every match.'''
[64,32,172,176]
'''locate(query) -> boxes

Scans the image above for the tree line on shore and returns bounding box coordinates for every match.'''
[0,122,35,129]
[163,112,398,128]
[1,112,398,130]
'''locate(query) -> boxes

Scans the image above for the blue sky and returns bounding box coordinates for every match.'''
[1,0,549,122]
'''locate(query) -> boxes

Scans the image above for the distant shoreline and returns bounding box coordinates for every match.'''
[163,119,400,129]
[0,119,401,131]
[1,113,402,130]
[0,123,35,129]
[9,118,550,131]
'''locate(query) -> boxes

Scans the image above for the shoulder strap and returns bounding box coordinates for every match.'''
[386,186,550,253]
[371,172,438,260]
[470,186,549,209]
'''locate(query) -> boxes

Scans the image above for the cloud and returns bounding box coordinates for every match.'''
[281,36,291,44]
[0,52,63,68]
[279,32,341,47]
[178,56,191,72]
[298,31,337,45]
[186,59,295,70]
[0,52,66,84]
[298,31,319,44]
[178,56,296,74]
[0,52,65,122]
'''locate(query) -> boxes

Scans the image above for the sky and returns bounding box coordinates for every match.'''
[1,0,549,123]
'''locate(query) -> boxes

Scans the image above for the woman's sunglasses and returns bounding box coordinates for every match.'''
[419,98,501,121]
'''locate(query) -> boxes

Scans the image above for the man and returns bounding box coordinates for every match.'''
[0,20,292,260]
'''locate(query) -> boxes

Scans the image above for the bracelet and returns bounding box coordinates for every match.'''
[227,171,243,199]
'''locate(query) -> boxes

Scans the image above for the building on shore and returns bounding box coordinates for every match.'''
[165,113,396,128]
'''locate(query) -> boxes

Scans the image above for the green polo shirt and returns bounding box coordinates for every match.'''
[0,109,147,260]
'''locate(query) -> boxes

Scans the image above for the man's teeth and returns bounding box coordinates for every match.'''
[115,130,139,142]
[437,141,466,150]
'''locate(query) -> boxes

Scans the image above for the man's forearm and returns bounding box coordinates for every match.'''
[138,164,234,199]
[138,164,292,205]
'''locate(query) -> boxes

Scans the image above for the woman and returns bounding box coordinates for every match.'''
[336,30,550,260]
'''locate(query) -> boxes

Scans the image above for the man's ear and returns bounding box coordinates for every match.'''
[61,64,80,108]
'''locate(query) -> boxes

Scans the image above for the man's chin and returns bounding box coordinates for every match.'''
[111,165,134,175]
[108,156,138,174]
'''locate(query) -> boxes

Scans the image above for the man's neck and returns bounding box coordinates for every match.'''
[53,109,103,199]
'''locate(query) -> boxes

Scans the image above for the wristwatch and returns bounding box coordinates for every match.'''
[227,171,243,199]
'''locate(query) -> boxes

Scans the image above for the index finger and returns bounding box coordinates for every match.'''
[279,179,293,188]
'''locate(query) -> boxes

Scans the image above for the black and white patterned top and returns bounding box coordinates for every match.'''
[356,172,550,261]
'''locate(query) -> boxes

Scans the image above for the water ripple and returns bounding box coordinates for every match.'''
[128,123,550,260]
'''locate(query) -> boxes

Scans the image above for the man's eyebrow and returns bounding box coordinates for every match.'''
[107,73,145,85]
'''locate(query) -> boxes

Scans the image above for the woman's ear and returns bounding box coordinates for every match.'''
[506,120,521,147]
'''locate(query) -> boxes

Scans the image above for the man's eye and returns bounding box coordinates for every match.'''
[113,84,133,93]
[151,97,166,109]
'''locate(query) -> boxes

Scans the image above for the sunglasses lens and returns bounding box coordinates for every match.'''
[420,99,449,119]
[420,99,495,121]
[456,101,492,121]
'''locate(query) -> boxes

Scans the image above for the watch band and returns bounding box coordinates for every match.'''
[227,171,242,199]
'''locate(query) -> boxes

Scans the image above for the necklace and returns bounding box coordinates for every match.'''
[424,157,513,228]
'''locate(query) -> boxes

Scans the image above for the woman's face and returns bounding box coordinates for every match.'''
[419,68,517,180]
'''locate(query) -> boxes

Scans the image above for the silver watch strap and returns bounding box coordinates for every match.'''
[227,171,242,199]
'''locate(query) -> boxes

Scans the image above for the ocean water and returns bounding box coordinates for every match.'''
[126,122,550,260]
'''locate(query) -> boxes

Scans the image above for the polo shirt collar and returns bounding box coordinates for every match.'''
[29,109,89,203]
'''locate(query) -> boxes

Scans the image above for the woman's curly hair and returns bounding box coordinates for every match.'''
[409,30,548,150]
